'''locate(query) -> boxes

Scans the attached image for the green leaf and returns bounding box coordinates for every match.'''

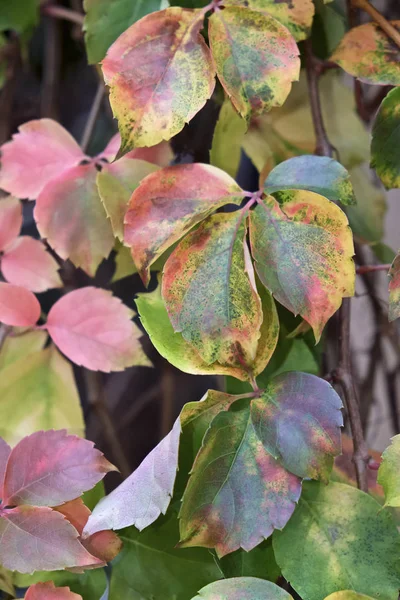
[249,191,355,341]
[371,87,400,190]
[0,329,46,370]
[208,7,300,123]
[191,577,293,599]
[0,345,84,445]
[110,510,222,600]
[82,481,105,512]
[264,156,356,206]
[210,98,246,178]
[346,165,386,245]
[388,253,400,322]
[313,0,347,58]
[83,0,165,64]
[273,481,400,600]
[216,540,280,583]
[0,0,38,34]
[179,373,342,556]
[324,594,377,600]
[13,569,107,600]
[378,434,400,506]
[0,566,14,597]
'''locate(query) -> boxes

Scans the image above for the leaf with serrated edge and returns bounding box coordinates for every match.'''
[102,8,215,152]
[0,438,10,497]
[371,87,400,190]
[100,133,173,166]
[25,581,82,599]
[0,196,22,251]
[162,212,263,368]
[264,156,356,206]
[46,287,150,372]
[249,191,355,341]
[2,237,62,292]
[191,577,293,600]
[0,283,40,327]
[208,7,300,123]
[125,164,245,286]
[331,22,400,85]
[0,119,84,200]
[388,253,400,322]
[0,506,101,573]
[378,434,400,507]
[222,0,314,42]
[2,430,116,507]
[34,164,114,277]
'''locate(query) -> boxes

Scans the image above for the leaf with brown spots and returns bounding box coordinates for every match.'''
[331,21,400,85]
[162,211,263,371]
[124,164,245,286]
[208,7,300,123]
[102,7,216,153]
[249,191,355,341]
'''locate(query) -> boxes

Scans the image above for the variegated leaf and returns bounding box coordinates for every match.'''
[192,577,293,600]
[371,87,400,190]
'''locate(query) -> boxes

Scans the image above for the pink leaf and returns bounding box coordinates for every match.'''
[25,581,82,600]
[2,429,116,507]
[0,283,40,327]
[46,287,151,372]
[0,119,85,200]
[0,196,22,251]
[2,237,62,292]
[0,505,102,573]
[100,133,173,166]
[0,438,11,498]
[34,164,114,277]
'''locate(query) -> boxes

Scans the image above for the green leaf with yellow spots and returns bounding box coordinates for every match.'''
[102,7,215,152]
[371,87,400,190]
[249,190,355,342]
[378,434,400,506]
[208,7,300,123]
[273,481,400,600]
[179,373,342,557]
[191,577,293,600]
[388,252,400,322]
[331,21,400,85]
[222,0,315,42]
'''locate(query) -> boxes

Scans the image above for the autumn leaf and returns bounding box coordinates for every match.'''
[2,237,62,292]
[331,21,400,85]
[208,7,300,123]
[388,252,400,322]
[125,164,245,286]
[377,434,400,507]
[34,164,114,277]
[191,577,294,600]
[0,283,40,327]
[0,438,10,498]
[102,7,215,152]
[371,87,400,189]
[0,196,22,251]
[45,287,150,372]
[162,211,263,369]
[249,191,355,341]
[25,581,83,600]
[100,133,173,166]
[0,119,84,200]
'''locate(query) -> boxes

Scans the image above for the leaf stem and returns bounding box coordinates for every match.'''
[42,5,84,26]
[352,0,400,49]
[80,81,105,154]
[356,264,391,274]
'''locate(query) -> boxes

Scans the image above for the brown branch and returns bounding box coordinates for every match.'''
[42,5,84,26]
[81,81,105,153]
[356,264,391,274]
[41,8,61,119]
[352,0,400,49]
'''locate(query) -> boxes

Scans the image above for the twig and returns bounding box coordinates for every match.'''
[42,5,84,26]
[352,0,400,49]
[81,81,105,153]
[41,8,61,119]
[356,264,390,274]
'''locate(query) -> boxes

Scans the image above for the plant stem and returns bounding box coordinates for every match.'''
[42,5,84,26]
[81,81,105,153]
[356,264,391,274]
[352,0,400,49]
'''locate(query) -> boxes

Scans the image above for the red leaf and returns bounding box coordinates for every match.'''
[46,287,151,372]
[0,119,84,200]
[25,581,82,599]
[0,196,22,251]
[2,237,62,292]
[100,133,173,166]
[0,438,11,498]
[0,283,40,327]
[0,505,101,573]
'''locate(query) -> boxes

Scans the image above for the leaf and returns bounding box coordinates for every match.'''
[0,345,84,446]
[25,581,82,600]
[371,87,400,189]
[191,577,293,599]
[324,594,377,600]
[163,212,263,369]
[125,163,244,286]
[0,505,101,573]
[83,0,165,64]
[0,565,14,596]
[388,253,400,322]
[2,237,62,292]
[208,7,300,123]
[0,283,40,327]
[0,0,38,34]
[222,0,314,42]
[249,191,355,341]
[34,164,114,277]
[331,22,400,85]
[377,434,400,507]
[102,7,215,152]
[0,329,46,370]
[263,156,356,206]
[46,287,150,372]
[216,540,280,583]
[273,481,400,600]
[210,98,247,178]
[14,568,107,599]
[100,133,173,166]
[346,165,387,245]
[2,429,115,508]
[110,509,222,600]
[0,196,22,251]
[0,119,84,200]
[97,157,158,241]
[180,372,342,556]
[0,438,10,497]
